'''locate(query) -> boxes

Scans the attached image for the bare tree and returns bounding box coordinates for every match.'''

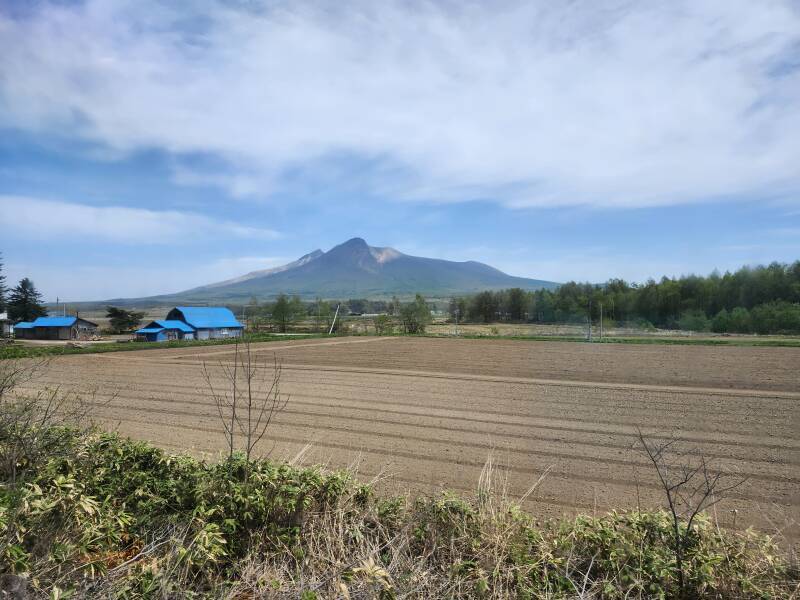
[637,429,748,597]
[201,341,289,478]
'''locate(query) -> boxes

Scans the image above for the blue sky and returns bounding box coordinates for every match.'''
[1,0,799,301]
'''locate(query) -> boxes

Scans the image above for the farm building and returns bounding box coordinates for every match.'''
[14,316,99,340]
[166,306,243,340]
[134,306,243,342]
[135,320,196,342]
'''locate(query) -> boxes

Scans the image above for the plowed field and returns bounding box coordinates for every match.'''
[23,337,800,539]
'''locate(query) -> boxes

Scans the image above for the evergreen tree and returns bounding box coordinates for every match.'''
[505,288,526,321]
[469,291,499,323]
[106,306,145,333]
[8,278,47,322]
[0,252,6,313]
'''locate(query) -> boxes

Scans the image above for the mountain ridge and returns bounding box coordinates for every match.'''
[107,238,559,304]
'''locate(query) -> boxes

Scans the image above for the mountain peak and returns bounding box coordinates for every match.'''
[152,237,559,301]
[340,237,368,248]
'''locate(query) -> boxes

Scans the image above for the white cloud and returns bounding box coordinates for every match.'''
[0,196,281,243]
[0,1,799,208]
[4,256,291,301]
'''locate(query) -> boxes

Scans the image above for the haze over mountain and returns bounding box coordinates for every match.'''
[109,238,558,304]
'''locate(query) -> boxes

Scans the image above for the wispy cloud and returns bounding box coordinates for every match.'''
[769,227,800,237]
[0,0,798,208]
[0,196,281,243]
[3,256,290,301]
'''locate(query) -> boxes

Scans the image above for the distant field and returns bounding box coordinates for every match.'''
[427,321,800,344]
[20,336,800,544]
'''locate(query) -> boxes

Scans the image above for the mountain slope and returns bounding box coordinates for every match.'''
[112,238,558,304]
[188,250,324,291]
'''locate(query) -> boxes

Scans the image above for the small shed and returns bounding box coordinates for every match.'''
[135,320,196,342]
[165,306,243,340]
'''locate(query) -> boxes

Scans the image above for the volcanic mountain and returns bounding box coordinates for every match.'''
[117,238,558,303]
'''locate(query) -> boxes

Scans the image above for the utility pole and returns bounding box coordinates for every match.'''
[587,296,593,342]
[599,302,603,341]
[455,308,460,336]
[328,304,340,335]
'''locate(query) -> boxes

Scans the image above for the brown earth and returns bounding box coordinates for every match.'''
[20,336,800,543]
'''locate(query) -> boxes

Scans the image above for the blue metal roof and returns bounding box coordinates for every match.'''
[154,319,195,332]
[31,316,77,327]
[170,307,243,329]
[136,320,196,334]
[14,322,35,329]
[136,327,165,334]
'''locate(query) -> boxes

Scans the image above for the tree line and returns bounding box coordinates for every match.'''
[242,293,432,334]
[5,254,798,336]
[447,261,800,334]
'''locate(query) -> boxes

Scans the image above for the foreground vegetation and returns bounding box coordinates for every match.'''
[1,427,796,599]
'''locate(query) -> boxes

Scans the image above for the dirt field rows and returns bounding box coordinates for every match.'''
[21,336,800,542]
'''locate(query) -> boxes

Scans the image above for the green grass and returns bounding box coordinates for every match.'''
[430,333,800,348]
[0,332,330,360]
[3,328,798,361]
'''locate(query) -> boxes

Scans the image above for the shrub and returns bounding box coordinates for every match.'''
[750,301,800,334]
[0,427,794,598]
[711,308,730,333]
[729,306,753,333]
[678,309,710,332]
[632,318,657,332]
[400,295,431,334]
[373,314,394,335]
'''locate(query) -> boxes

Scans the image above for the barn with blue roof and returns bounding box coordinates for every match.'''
[162,306,243,340]
[14,316,99,340]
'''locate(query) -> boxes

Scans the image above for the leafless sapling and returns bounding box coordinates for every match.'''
[201,340,289,478]
[637,429,748,597]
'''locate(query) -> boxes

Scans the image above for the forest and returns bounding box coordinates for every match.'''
[448,261,800,334]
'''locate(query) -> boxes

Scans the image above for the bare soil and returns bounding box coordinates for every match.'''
[22,336,800,542]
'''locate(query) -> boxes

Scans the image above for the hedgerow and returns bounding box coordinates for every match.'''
[0,428,795,598]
